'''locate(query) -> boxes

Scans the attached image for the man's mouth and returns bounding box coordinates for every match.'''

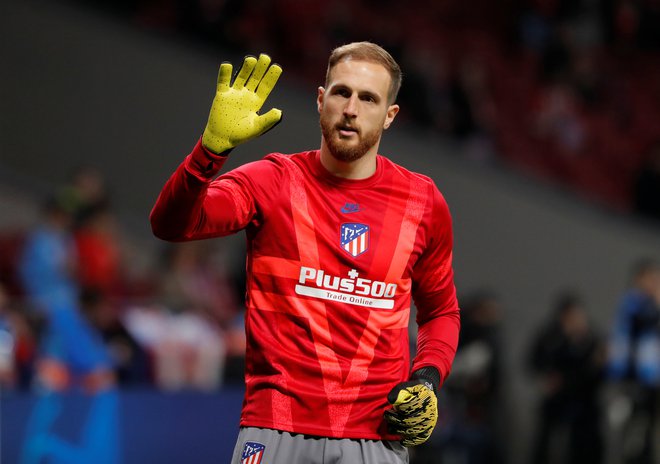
[337,124,359,137]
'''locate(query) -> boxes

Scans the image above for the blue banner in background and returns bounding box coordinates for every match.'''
[1,388,244,464]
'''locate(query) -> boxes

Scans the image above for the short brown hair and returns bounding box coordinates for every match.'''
[325,42,402,104]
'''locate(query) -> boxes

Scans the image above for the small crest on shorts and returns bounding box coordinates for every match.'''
[241,441,265,464]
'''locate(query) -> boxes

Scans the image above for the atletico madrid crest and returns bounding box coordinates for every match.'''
[341,223,370,257]
[241,441,265,464]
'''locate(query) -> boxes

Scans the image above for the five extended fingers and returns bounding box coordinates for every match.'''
[217,54,282,102]
[206,52,282,152]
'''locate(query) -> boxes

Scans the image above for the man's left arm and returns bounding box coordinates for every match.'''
[411,185,460,383]
[384,185,460,446]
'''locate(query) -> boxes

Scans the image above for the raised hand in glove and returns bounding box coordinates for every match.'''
[384,367,440,447]
[202,54,283,155]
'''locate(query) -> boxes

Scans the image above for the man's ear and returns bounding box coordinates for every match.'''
[317,87,325,114]
[383,104,400,130]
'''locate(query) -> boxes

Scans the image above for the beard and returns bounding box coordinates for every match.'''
[319,113,382,163]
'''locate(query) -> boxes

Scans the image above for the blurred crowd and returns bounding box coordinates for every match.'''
[0,167,248,394]
[413,261,660,464]
[85,0,660,216]
[0,167,659,463]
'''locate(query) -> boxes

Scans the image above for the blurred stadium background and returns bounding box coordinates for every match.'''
[1,0,660,462]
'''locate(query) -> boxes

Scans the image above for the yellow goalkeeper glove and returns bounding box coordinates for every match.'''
[202,54,283,154]
[384,368,439,447]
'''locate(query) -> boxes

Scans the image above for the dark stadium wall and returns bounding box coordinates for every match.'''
[3,0,660,462]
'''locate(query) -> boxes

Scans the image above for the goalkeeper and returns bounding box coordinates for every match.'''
[150,42,460,463]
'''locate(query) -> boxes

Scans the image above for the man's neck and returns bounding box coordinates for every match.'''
[319,142,379,180]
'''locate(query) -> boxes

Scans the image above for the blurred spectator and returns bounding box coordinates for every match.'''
[116,241,239,390]
[415,291,506,464]
[451,56,498,163]
[223,310,247,385]
[637,0,660,50]
[80,289,151,387]
[569,47,607,110]
[632,140,660,222]
[537,21,574,84]
[527,291,605,464]
[531,80,586,158]
[158,241,240,327]
[0,282,38,390]
[15,197,117,383]
[518,2,555,55]
[18,196,79,315]
[0,230,27,298]
[123,303,225,391]
[15,194,121,463]
[12,310,39,390]
[58,165,110,226]
[607,258,660,464]
[397,43,452,132]
[610,0,642,52]
[74,201,124,299]
[177,0,247,48]
[0,283,17,388]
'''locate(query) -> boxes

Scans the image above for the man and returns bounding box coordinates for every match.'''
[18,197,119,464]
[528,292,604,464]
[608,259,660,464]
[151,42,460,464]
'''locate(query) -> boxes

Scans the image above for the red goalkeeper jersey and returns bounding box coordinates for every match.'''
[150,140,460,440]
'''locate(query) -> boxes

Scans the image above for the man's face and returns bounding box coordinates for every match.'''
[318,59,399,162]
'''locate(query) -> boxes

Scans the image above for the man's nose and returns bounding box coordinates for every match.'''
[343,95,358,118]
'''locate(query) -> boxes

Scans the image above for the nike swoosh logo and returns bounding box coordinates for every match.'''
[341,203,361,214]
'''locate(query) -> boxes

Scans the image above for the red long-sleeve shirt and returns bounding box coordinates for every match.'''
[150,140,460,439]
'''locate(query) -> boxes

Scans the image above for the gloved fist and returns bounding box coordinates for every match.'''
[384,374,439,447]
[202,54,283,154]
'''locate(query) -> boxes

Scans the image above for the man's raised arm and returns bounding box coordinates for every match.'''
[150,54,282,241]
